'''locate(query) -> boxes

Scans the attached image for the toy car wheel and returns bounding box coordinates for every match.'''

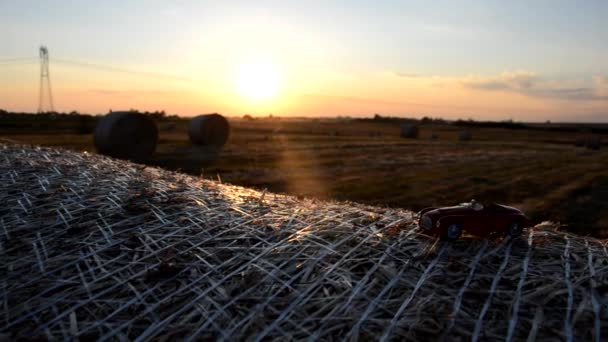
[508,222,522,237]
[443,224,462,241]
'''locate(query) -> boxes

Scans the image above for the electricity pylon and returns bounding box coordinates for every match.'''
[38,46,55,113]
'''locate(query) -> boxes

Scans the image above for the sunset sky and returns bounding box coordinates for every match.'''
[1,0,607,121]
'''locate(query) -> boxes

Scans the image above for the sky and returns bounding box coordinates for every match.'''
[1,0,607,121]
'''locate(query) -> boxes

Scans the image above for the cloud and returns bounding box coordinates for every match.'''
[595,75,608,94]
[463,71,608,101]
[463,71,537,91]
[396,70,607,101]
[394,72,424,79]
[528,87,607,101]
[89,89,170,99]
[595,75,608,87]
[302,93,406,106]
[302,93,496,112]
[466,81,510,91]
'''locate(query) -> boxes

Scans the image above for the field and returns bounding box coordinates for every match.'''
[2,114,608,237]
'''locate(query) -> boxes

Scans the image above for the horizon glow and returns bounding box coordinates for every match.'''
[0,0,607,122]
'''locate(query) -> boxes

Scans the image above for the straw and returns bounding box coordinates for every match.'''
[1,143,607,341]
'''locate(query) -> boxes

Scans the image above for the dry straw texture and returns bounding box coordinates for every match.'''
[1,144,607,341]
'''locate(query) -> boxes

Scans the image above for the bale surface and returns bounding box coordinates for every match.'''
[189,114,230,147]
[94,111,158,161]
[1,144,608,341]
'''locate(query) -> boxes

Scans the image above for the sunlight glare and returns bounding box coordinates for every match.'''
[235,59,281,101]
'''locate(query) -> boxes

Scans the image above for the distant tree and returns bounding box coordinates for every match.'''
[243,114,254,120]
[149,110,166,119]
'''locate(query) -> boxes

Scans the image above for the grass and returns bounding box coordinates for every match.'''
[2,116,607,236]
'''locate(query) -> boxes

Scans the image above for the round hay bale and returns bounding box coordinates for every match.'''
[586,135,601,150]
[430,133,439,140]
[459,130,472,141]
[401,124,419,138]
[94,111,158,161]
[189,114,230,147]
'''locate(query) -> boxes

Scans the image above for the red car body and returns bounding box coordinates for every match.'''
[418,201,532,240]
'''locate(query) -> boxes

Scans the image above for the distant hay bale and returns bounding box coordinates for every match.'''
[459,130,472,141]
[189,113,230,147]
[401,124,419,138]
[3,144,608,341]
[586,135,602,150]
[93,111,158,161]
[430,132,439,140]
[575,136,602,150]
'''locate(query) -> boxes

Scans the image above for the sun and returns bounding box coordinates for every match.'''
[235,59,281,101]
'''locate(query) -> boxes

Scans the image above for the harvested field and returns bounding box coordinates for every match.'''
[1,144,608,340]
[3,116,608,237]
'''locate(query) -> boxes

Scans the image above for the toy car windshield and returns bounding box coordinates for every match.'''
[459,201,484,211]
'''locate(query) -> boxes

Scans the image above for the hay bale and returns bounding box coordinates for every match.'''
[93,111,158,161]
[401,124,419,138]
[459,130,472,141]
[189,113,230,147]
[430,133,439,140]
[575,136,602,150]
[586,135,602,150]
[2,144,608,341]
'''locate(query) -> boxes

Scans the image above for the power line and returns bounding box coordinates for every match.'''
[0,56,199,82]
[0,57,38,65]
[51,58,199,82]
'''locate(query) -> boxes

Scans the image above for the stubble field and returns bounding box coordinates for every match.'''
[2,116,607,237]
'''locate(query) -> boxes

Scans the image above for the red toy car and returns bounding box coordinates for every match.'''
[418,200,532,240]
